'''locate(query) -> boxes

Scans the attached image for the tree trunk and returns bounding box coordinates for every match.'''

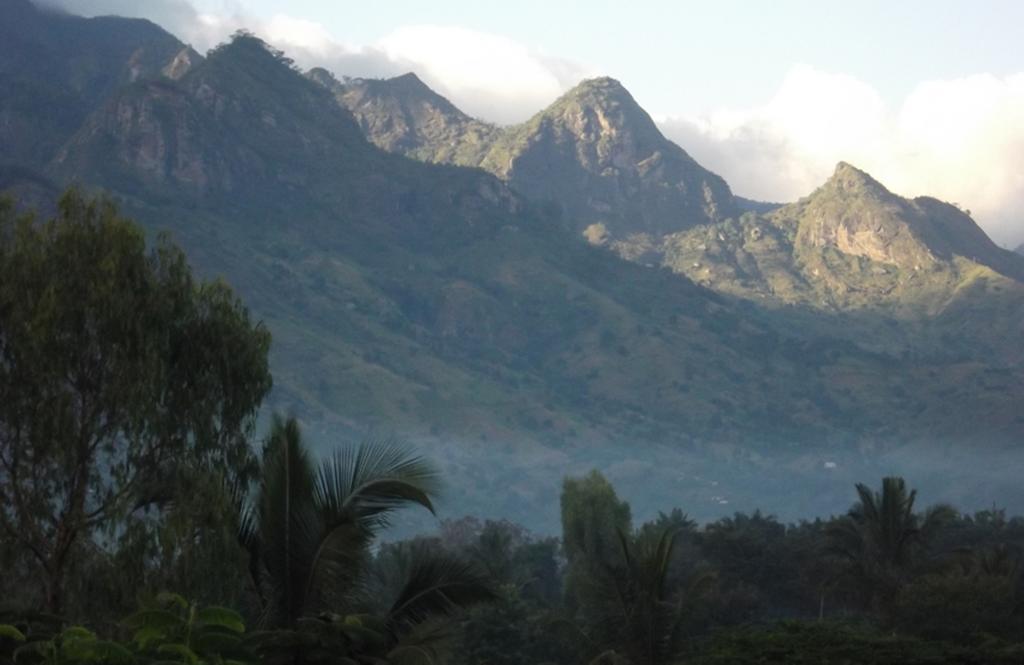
[44,562,64,614]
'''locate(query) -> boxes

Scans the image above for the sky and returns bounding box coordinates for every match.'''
[41,0,1024,246]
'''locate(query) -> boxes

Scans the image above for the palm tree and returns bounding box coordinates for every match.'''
[239,416,494,664]
[826,476,955,611]
[583,527,713,665]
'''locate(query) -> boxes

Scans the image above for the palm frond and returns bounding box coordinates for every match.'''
[316,438,440,529]
[369,542,496,642]
[241,417,447,633]
[252,415,319,626]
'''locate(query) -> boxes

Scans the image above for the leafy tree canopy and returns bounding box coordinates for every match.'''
[0,190,272,612]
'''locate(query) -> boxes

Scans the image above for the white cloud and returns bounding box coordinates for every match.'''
[376,25,594,124]
[659,66,1024,247]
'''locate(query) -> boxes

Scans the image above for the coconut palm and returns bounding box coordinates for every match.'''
[582,527,713,665]
[826,476,955,611]
[238,416,494,664]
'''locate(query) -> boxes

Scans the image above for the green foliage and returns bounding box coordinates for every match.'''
[561,471,633,616]
[123,593,252,665]
[235,418,497,663]
[0,191,271,612]
[0,596,252,665]
[452,589,574,665]
[239,416,442,629]
[826,477,956,611]
[561,471,633,569]
[10,626,134,665]
[893,572,1019,641]
[583,527,711,665]
[246,541,496,665]
[692,620,1024,665]
[891,544,1023,641]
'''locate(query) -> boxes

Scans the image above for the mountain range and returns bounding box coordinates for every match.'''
[3,0,1023,524]
[323,67,1024,362]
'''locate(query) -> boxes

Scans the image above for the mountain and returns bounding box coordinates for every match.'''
[636,163,1024,357]
[323,70,1024,362]
[325,74,739,240]
[42,35,814,448]
[476,78,740,238]
[656,162,1024,304]
[651,161,1024,297]
[0,0,197,170]
[311,69,500,166]
[4,5,1024,522]
[47,38,1015,449]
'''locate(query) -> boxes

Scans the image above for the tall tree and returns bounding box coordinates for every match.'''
[560,471,632,618]
[241,416,494,664]
[0,190,272,612]
[826,476,955,611]
[592,528,710,665]
[240,416,441,628]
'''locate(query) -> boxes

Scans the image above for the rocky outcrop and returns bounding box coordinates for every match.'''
[316,70,499,165]
[780,162,1024,282]
[0,0,190,167]
[481,77,738,239]
[321,73,739,240]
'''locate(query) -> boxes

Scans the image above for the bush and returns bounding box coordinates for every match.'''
[892,573,1019,640]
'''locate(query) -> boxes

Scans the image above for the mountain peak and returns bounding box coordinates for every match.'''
[560,76,640,110]
[207,32,277,62]
[571,76,629,94]
[322,68,497,164]
[826,161,891,196]
[776,160,1024,279]
[389,71,430,91]
[478,74,738,237]
[342,71,461,114]
[534,75,658,143]
[832,160,863,177]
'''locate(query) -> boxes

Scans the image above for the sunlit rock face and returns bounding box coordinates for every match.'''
[325,74,739,240]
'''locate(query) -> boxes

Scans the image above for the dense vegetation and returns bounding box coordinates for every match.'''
[3,193,1023,664]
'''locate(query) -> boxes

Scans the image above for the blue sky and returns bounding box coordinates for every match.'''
[43,0,1024,244]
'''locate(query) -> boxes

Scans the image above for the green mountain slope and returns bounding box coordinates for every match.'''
[39,38,801,446]
[33,34,1022,451]
[4,7,1024,523]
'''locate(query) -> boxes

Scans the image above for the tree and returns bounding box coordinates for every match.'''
[826,477,955,612]
[697,511,802,619]
[0,190,272,613]
[239,416,494,665]
[560,471,632,615]
[577,526,715,665]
